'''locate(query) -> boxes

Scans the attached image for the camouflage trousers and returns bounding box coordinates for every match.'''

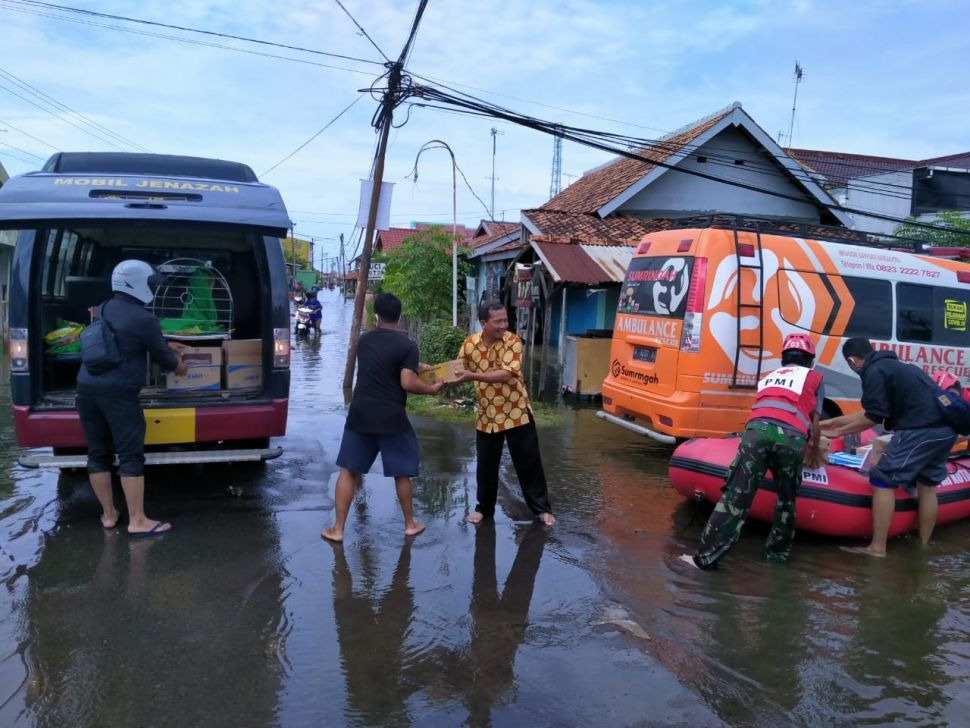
[694,420,806,569]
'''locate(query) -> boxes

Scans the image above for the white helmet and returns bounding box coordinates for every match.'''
[111,259,160,304]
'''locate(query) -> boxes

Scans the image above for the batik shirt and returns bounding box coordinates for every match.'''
[459,331,532,433]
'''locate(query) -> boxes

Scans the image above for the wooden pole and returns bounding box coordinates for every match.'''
[342,68,399,390]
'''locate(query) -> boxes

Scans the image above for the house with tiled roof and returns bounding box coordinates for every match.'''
[506,102,851,390]
[464,221,522,330]
[787,148,970,235]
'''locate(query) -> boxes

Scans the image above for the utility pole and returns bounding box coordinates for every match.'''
[786,62,803,148]
[489,127,503,220]
[339,232,346,295]
[343,0,429,390]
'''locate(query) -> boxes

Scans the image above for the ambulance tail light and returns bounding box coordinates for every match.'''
[957,271,970,284]
[679,258,707,354]
[8,328,28,372]
[273,328,290,368]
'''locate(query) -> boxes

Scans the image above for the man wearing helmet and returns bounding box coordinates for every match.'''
[76,259,188,537]
[822,338,958,557]
[685,333,824,570]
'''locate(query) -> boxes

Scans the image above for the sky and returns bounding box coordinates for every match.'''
[1,0,968,266]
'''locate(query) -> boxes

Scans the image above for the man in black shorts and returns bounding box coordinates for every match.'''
[321,293,443,542]
[822,338,957,557]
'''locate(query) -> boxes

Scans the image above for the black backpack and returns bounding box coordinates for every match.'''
[80,301,122,374]
[930,384,970,436]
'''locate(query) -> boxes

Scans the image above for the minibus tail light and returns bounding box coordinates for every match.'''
[8,328,28,372]
[273,328,290,368]
[679,258,707,354]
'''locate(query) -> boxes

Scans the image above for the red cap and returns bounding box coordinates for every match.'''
[782,333,816,357]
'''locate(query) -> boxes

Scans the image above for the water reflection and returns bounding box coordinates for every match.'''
[16,470,287,727]
[421,522,548,727]
[330,537,417,727]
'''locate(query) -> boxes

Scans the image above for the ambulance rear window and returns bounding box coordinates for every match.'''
[618,256,693,318]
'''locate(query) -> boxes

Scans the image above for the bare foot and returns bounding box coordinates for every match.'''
[321,527,343,543]
[538,512,556,526]
[404,521,426,537]
[101,510,120,529]
[840,545,886,558]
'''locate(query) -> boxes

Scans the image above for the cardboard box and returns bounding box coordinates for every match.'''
[166,366,221,391]
[859,434,892,473]
[419,359,465,385]
[223,339,261,366]
[180,346,223,368]
[225,365,263,390]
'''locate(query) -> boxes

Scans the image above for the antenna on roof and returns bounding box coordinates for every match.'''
[785,61,803,148]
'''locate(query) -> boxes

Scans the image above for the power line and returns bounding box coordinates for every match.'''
[408,85,970,241]
[0,115,60,151]
[332,0,391,63]
[0,2,380,77]
[0,64,149,151]
[0,77,130,151]
[4,0,385,66]
[261,96,363,177]
[0,140,46,161]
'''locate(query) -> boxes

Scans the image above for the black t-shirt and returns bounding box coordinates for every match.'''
[345,328,419,434]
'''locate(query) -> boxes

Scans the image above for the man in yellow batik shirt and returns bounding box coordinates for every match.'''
[454,300,555,526]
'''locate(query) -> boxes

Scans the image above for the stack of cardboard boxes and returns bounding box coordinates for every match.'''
[165,339,263,392]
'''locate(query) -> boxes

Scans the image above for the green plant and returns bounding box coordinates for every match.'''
[418,319,466,363]
[381,227,473,323]
[893,210,970,248]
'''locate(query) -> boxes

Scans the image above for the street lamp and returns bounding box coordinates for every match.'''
[409,140,459,327]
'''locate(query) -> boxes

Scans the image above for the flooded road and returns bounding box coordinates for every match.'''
[1,290,969,727]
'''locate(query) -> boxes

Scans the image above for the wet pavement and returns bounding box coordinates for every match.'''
[1,289,969,727]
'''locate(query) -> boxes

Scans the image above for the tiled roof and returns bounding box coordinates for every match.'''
[376,224,474,252]
[531,240,634,284]
[375,227,417,252]
[540,107,735,214]
[921,152,970,169]
[523,210,654,245]
[786,149,917,188]
[469,220,520,249]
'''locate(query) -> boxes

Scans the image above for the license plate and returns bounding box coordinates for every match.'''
[633,346,656,363]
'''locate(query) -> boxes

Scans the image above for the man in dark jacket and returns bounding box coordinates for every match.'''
[77,259,187,537]
[822,338,957,556]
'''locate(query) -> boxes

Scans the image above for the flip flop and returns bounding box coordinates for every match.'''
[129,522,172,539]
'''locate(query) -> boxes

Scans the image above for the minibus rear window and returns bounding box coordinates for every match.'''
[618,256,693,318]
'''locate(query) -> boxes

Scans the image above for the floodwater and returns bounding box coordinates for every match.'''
[0,290,969,727]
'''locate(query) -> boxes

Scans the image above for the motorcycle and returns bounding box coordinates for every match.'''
[293,292,305,305]
[294,306,313,337]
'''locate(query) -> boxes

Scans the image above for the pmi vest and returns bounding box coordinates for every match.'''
[748,365,822,435]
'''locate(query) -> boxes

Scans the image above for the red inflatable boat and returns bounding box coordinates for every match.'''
[669,437,970,538]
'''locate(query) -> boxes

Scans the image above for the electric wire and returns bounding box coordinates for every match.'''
[0,115,60,151]
[0,2,381,77]
[0,140,46,162]
[406,85,969,242]
[3,0,385,66]
[261,96,363,177]
[332,0,391,63]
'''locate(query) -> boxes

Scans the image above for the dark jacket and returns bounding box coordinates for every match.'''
[859,350,943,431]
[76,292,179,397]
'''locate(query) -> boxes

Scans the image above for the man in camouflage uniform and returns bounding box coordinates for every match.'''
[686,334,825,570]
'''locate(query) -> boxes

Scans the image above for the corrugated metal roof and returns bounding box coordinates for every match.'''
[532,241,632,284]
[581,244,634,282]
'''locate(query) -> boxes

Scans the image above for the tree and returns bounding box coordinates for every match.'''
[893,210,970,248]
[380,227,473,323]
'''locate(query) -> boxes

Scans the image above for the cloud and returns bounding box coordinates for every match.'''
[0,0,967,249]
